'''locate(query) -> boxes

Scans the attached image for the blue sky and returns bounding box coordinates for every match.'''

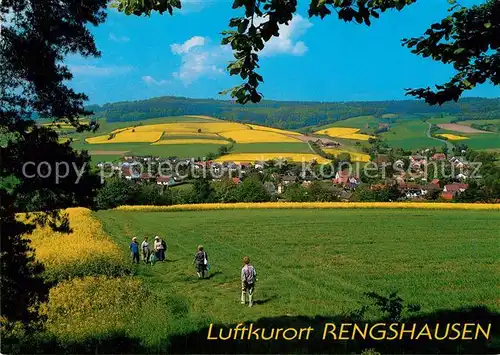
[67,0,500,105]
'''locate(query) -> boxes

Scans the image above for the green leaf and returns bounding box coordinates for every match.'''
[484,22,492,29]
[0,175,21,194]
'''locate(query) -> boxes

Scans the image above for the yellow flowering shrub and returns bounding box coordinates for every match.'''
[42,276,172,345]
[116,202,500,212]
[214,153,330,164]
[43,276,141,340]
[22,208,130,282]
[437,133,469,140]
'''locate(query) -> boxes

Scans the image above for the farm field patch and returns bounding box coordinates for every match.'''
[219,129,300,143]
[214,152,329,163]
[314,127,374,140]
[231,142,312,153]
[152,139,230,145]
[322,148,371,162]
[437,123,491,134]
[436,133,469,141]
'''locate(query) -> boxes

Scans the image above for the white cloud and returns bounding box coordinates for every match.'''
[109,33,130,43]
[258,14,312,57]
[142,75,170,86]
[179,0,208,14]
[170,36,206,55]
[68,64,133,77]
[171,37,230,85]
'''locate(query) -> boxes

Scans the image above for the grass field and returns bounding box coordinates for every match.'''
[380,120,441,150]
[94,208,500,342]
[72,142,224,159]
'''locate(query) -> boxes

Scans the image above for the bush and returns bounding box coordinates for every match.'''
[21,208,131,283]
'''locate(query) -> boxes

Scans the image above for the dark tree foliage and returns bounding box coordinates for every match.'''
[114,0,498,105]
[403,0,500,105]
[1,0,108,330]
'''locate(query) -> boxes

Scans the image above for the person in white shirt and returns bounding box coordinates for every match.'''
[241,256,257,307]
[154,236,164,261]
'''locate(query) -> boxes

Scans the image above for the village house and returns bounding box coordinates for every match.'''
[139,172,155,183]
[254,162,265,170]
[156,175,177,186]
[398,183,426,199]
[122,166,139,180]
[431,153,447,161]
[443,183,469,195]
[409,155,427,170]
[281,175,298,185]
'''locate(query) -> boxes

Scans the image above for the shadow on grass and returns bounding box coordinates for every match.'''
[5,307,498,354]
[166,307,500,354]
[207,271,223,279]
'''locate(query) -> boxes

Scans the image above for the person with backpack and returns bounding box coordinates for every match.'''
[193,245,208,279]
[241,256,257,307]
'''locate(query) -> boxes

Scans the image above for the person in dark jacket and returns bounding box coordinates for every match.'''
[161,238,167,261]
[193,245,208,279]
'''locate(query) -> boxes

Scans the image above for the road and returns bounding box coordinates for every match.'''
[426,121,454,151]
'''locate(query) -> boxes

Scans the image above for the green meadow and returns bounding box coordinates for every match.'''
[93,208,500,338]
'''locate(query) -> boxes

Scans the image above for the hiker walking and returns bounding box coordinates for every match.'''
[193,245,208,279]
[141,236,150,264]
[241,256,257,307]
[130,237,140,264]
[161,237,168,261]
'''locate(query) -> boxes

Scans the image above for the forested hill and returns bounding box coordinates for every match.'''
[86,96,500,130]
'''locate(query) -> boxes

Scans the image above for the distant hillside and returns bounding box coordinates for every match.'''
[86,96,500,130]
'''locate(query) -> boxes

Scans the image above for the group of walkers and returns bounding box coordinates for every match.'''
[129,240,258,307]
[129,236,167,264]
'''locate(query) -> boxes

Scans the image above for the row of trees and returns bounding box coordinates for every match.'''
[87,96,500,130]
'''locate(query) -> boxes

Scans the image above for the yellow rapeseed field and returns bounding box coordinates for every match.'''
[22,208,123,274]
[437,133,469,140]
[323,148,371,162]
[161,132,221,138]
[109,131,163,143]
[116,202,500,212]
[247,124,302,136]
[42,276,143,340]
[214,153,329,163]
[132,122,248,133]
[85,120,304,145]
[153,139,231,145]
[85,134,112,144]
[315,127,374,141]
[219,130,300,143]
